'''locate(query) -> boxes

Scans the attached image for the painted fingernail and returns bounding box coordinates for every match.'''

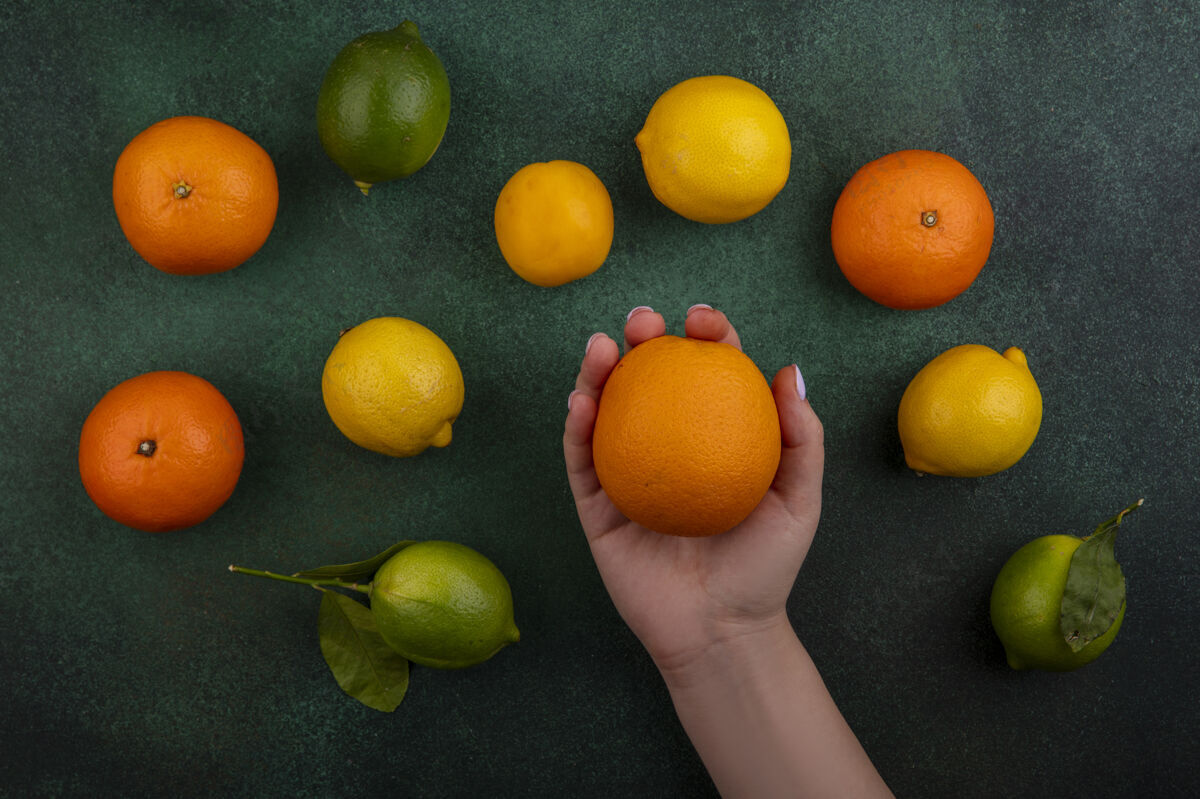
[568,389,582,411]
[626,305,653,321]
[794,365,807,400]
[585,332,604,355]
[687,303,713,316]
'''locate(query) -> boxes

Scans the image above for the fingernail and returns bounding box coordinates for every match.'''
[794,365,807,400]
[626,305,653,321]
[686,303,713,317]
[568,389,581,411]
[585,332,604,355]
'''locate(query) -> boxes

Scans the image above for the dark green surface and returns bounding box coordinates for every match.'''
[2,1,1198,796]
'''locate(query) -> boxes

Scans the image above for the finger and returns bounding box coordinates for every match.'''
[769,365,824,518]
[684,305,742,349]
[574,332,620,400]
[623,306,666,352]
[564,388,603,501]
[566,332,620,509]
[564,385,631,538]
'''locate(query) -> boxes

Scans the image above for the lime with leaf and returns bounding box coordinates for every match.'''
[370,541,520,669]
[230,540,518,712]
[989,499,1142,671]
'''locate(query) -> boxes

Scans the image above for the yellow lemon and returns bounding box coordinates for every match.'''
[635,75,791,224]
[371,540,520,669]
[898,344,1042,476]
[494,160,614,286]
[321,317,464,457]
[990,534,1124,671]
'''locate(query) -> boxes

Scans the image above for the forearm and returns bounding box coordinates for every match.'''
[658,615,892,799]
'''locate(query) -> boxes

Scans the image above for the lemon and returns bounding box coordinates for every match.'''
[370,541,520,669]
[321,317,464,457]
[494,160,614,287]
[990,535,1124,671]
[635,75,791,224]
[898,344,1042,477]
[316,20,451,195]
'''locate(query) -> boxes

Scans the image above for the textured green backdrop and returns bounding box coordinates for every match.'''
[2,1,1197,797]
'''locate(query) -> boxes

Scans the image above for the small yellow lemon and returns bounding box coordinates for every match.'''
[898,344,1042,476]
[494,160,614,287]
[321,317,464,457]
[990,534,1124,671]
[635,75,791,224]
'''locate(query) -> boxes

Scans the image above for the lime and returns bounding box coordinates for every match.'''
[316,20,451,195]
[369,541,520,669]
[990,534,1124,671]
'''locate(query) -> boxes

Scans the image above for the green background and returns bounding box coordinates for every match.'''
[3,1,1197,796]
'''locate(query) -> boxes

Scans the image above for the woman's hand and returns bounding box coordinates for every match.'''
[563,305,824,674]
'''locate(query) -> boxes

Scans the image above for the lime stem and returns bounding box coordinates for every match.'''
[354,180,372,196]
[228,564,371,594]
[1086,498,1144,540]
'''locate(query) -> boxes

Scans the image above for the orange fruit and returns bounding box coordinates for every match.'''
[112,116,279,275]
[78,371,245,532]
[592,336,781,537]
[494,160,614,287]
[830,149,994,309]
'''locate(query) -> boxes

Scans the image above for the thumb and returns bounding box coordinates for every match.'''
[769,365,824,519]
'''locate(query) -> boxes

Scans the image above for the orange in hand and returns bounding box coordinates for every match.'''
[79,371,245,532]
[112,116,279,275]
[830,149,994,309]
[592,335,781,537]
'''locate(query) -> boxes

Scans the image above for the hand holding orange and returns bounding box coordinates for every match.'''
[592,329,781,537]
[564,307,825,674]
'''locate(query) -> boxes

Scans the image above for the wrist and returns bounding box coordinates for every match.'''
[652,611,798,693]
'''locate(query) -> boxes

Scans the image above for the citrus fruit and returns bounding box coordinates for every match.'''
[112,116,279,275]
[494,160,614,287]
[990,535,1125,671]
[321,317,464,457]
[831,149,994,309]
[316,20,451,195]
[78,371,244,532]
[635,75,791,224]
[592,335,781,537]
[369,540,520,669]
[898,344,1041,477]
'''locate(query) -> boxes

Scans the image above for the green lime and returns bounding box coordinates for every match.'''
[369,540,519,669]
[989,534,1124,671]
[316,20,451,195]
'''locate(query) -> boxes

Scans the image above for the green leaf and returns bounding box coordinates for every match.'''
[1060,499,1142,652]
[317,591,409,712]
[295,541,416,584]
